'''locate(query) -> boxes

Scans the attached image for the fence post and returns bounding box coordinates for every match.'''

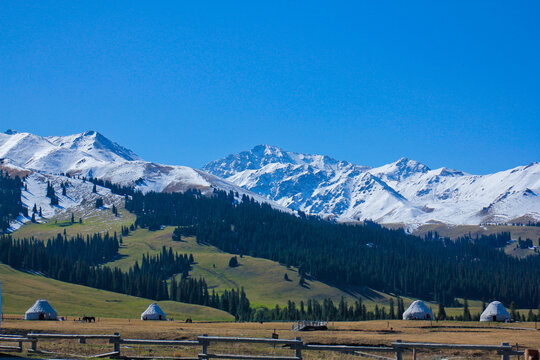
[18,340,23,352]
[295,337,303,359]
[501,342,510,360]
[395,340,403,360]
[200,334,208,360]
[112,332,120,356]
[30,338,37,352]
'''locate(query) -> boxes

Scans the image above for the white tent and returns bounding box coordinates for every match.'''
[480,301,510,322]
[25,299,58,320]
[141,303,167,321]
[403,300,434,320]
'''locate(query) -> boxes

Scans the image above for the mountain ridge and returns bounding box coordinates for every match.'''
[204,144,540,226]
[2,131,538,227]
[0,130,288,230]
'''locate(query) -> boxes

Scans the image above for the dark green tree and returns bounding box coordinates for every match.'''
[438,303,447,320]
[228,256,238,267]
[463,299,471,321]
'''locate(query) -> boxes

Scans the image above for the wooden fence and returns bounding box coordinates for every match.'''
[0,333,527,359]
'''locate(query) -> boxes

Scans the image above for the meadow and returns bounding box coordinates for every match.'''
[0,264,232,321]
[9,205,522,318]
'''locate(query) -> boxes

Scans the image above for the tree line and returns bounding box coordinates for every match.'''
[126,189,540,308]
[0,232,252,319]
[0,171,27,233]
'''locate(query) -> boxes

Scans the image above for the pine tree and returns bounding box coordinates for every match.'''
[284,273,290,281]
[92,183,97,193]
[510,301,517,320]
[463,299,471,321]
[71,213,75,224]
[228,256,238,267]
[527,309,535,322]
[397,297,405,317]
[438,303,446,320]
[389,298,395,319]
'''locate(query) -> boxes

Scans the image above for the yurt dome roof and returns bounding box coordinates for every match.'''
[141,303,167,320]
[480,301,511,322]
[25,299,57,316]
[403,300,434,320]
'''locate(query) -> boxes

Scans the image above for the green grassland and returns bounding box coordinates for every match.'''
[14,201,136,240]
[102,227,496,316]
[105,227,361,308]
[0,263,233,320]
[9,204,530,319]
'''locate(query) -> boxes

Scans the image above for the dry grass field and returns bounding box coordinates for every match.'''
[1,318,539,359]
[409,223,540,244]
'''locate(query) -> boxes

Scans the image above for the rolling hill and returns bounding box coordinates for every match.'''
[5,192,518,319]
[0,263,233,320]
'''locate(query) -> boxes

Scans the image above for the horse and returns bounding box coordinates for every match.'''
[82,316,96,323]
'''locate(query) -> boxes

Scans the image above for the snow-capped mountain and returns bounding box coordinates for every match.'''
[0,130,284,225]
[2,130,538,227]
[203,145,540,225]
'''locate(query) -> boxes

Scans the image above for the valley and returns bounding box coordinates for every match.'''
[0,129,538,325]
[4,194,527,321]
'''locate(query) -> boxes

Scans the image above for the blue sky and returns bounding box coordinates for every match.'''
[1,1,539,174]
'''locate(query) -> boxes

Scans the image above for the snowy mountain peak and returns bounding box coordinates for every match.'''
[203,145,367,180]
[251,144,296,164]
[0,130,143,175]
[0,130,284,222]
[48,130,141,162]
[204,146,540,225]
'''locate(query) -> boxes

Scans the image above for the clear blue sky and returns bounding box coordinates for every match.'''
[1,1,539,174]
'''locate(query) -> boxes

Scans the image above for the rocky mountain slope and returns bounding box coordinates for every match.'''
[204,145,540,226]
[0,131,284,230]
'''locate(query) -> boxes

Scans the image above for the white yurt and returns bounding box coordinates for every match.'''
[480,301,511,322]
[25,299,58,320]
[403,300,434,320]
[141,303,167,321]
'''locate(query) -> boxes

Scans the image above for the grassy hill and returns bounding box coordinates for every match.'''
[9,205,524,318]
[0,263,233,321]
[102,227,496,316]
[13,205,136,240]
[105,227,361,308]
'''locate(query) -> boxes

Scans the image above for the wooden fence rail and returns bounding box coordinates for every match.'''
[0,333,527,359]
